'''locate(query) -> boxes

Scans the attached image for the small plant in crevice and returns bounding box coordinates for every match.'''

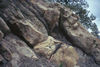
[59,62,63,67]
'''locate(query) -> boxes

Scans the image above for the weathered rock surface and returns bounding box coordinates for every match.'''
[10,19,48,46]
[59,6,100,64]
[34,36,79,67]
[0,17,10,35]
[0,0,100,67]
[0,31,4,41]
[0,34,38,66]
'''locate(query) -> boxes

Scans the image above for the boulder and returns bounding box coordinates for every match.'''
[34,36,79,67]
[10,20,48,46]
[0,0,100,66]
[44,8,60,31]
[59,7,100,64]
[0,34,38,67]
[0,17,10,35]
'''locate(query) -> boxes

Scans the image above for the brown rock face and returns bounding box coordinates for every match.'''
[59,6,100,64]
[34,36,79,67]
[10,20,48,46]
[0,0,100,67]
[1,34,38,64]
[44,8,60,31]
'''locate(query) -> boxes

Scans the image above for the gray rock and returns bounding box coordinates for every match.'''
[0,30,4,41]
[0,17,10,35]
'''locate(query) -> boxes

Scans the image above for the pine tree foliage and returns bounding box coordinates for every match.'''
[48,0,99,38]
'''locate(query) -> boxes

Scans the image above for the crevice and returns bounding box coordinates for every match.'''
[59,18,88,53]
[6,21,33,49]
[58,12,99,65]
[55,11,91,55]
[19,0,50,35]
[0,45,9,67]
[0,2,34,49]
[31,5,50,35]
[0,14,33,49]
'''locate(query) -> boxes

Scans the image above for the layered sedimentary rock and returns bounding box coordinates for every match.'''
[34,36,79,67]
[59,6,100,64]
[0,0,100,67]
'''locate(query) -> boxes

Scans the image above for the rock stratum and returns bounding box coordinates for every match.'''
[0,0,100,67]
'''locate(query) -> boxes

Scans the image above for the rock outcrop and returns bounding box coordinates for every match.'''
[0,0,100,67]
[34,36,78,67]
[59,7,100,64]
[0,31,3,41]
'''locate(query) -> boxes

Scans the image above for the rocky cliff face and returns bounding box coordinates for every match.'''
[0,0,100,67]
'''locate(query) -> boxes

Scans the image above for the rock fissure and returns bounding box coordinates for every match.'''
[0,0,100,67]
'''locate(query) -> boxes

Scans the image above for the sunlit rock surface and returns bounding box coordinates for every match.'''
[0,0,100,67]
